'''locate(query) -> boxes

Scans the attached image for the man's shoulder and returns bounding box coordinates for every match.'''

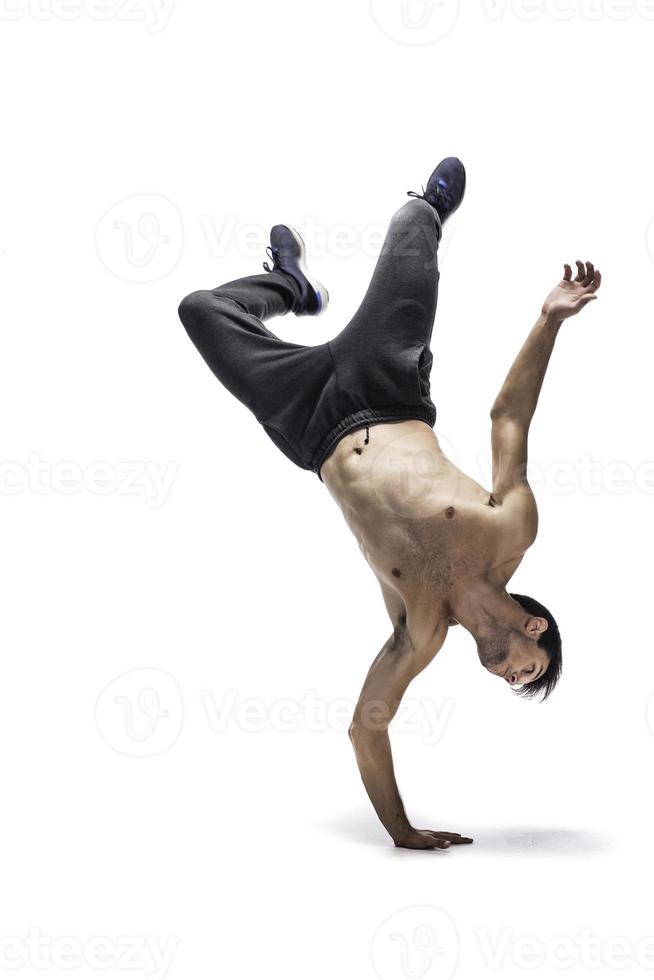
[403,602,449,661]
[492,484,539,548]
[485,485,538,584]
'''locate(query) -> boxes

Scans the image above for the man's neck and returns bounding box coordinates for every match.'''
[448,578,526,637]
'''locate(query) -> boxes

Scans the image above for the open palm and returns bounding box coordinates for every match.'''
[542,260,602,320]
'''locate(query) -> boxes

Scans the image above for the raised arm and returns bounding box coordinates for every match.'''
[490,260,601,502]
[348,621,473,850]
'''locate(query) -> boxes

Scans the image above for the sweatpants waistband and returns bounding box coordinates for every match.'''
[312,405,437,481]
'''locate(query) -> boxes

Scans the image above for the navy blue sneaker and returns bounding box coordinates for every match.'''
[263,225,329,317]
[408,157,466,240]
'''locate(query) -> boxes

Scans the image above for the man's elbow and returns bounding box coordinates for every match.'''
[491,407,531,440]
[491,400,518,423]
[349,720,369,743]
[348,723,377,765]
[349,716,388,746]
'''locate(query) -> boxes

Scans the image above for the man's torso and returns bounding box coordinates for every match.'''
[319,420,529,649]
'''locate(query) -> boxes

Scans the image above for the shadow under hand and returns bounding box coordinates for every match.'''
[458,826,612,856]
[321,811,612,855]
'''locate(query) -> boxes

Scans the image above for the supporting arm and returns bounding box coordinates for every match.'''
[349,626,472,850]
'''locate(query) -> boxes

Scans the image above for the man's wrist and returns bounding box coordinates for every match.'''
[391,822,415,846]
[539,308,563,329]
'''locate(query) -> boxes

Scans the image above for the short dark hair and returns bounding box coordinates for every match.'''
[509,594,562,702]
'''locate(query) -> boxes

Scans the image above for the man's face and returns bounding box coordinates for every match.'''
[477,619,550,688]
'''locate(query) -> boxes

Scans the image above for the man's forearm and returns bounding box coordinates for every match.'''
[491,311,562,428]
[348,629,455,849]
[349,724,412,844]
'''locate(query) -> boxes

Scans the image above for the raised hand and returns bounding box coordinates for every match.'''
[542,260,602,321]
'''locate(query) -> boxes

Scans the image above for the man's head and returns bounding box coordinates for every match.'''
[477,593,562,701]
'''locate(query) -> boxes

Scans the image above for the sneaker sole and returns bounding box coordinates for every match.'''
[287,225,330,316]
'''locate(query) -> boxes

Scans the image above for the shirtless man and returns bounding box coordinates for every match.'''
[178,158,602,849]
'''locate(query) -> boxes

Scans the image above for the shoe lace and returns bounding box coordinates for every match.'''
[407,185,426,200]
[262,245,276,273]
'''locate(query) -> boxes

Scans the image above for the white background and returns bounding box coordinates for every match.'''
[1,0,654,977]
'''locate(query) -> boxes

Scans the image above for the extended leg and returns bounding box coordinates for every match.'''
[326,197,441,412]
[332,197,441,356]
[330,155,466,361]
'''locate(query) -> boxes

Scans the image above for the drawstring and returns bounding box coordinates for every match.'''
[262,246,275,273]
[354,424,370,456]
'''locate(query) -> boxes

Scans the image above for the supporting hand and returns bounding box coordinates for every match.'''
[395,828,474,850]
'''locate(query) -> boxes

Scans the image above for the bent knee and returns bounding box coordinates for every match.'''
[178,289,213,329]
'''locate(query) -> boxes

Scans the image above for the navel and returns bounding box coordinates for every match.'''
[445,506,456,519]
[391,567,402,578]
